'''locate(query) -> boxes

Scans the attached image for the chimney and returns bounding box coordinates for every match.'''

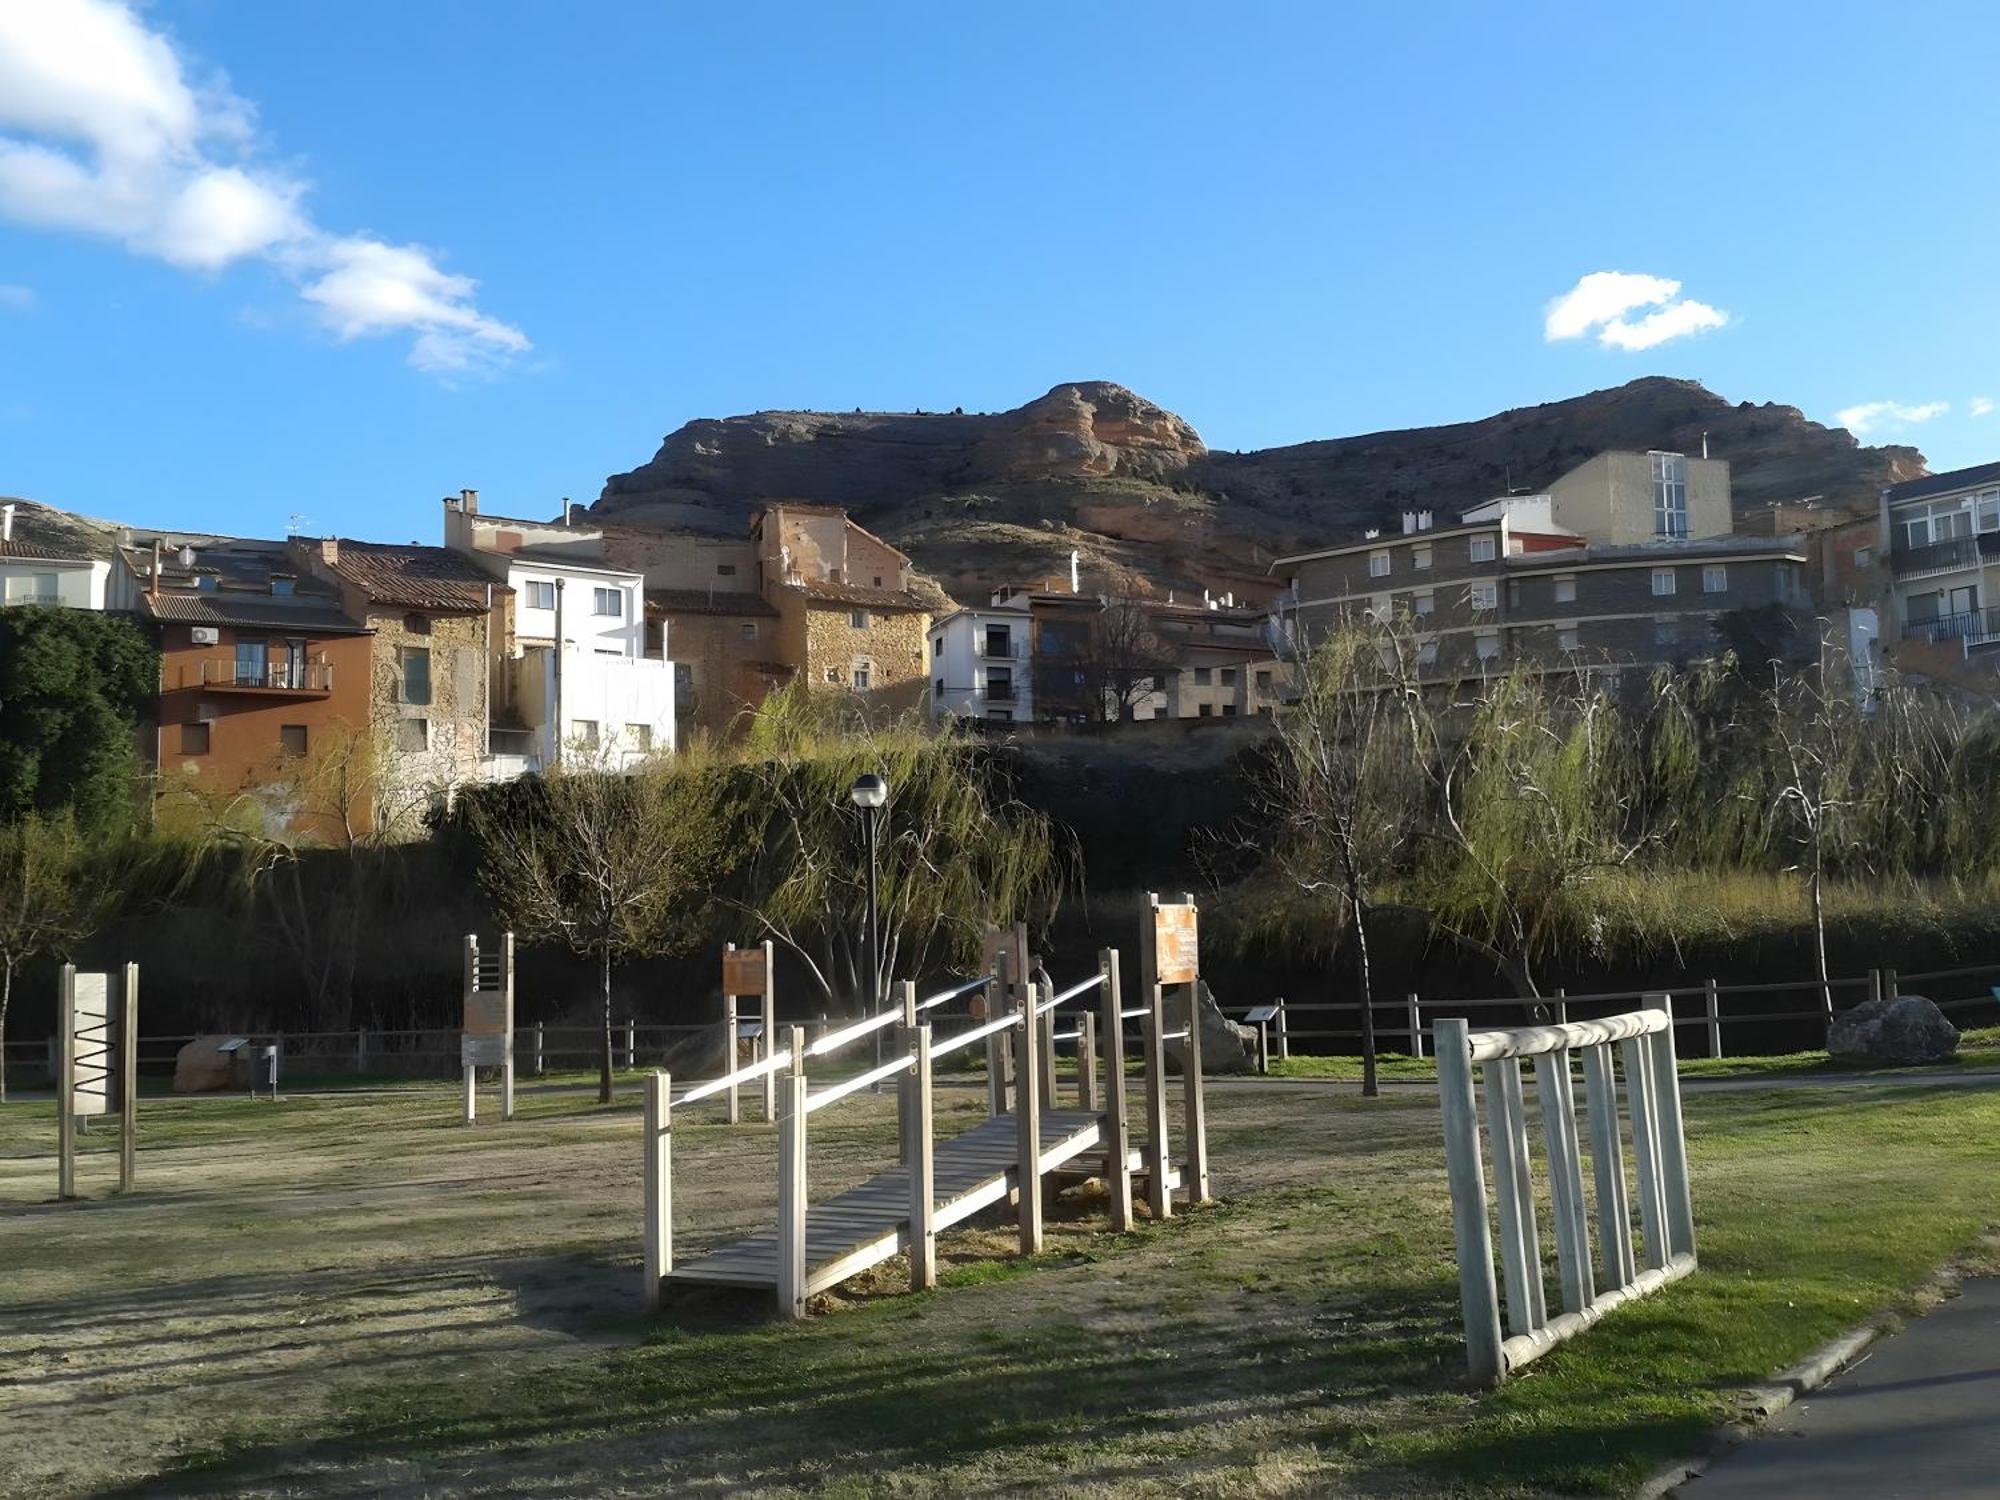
[1418,510,1434,531]
[1402,511,1418,535]
[0,502,13,542]
[1069,549,1080,594]
[461,488,479,515]
[1701,431,1710,460]
[563,497,573,525]
[319,537,340,567]
[150,539,162,600]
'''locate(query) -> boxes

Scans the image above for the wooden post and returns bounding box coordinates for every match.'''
[777,1026,808,1319]
[1078,1010,1098,1110]
[57,964,76,1201]
[1037,979,1058,1107]
[1646,995,1697,1262]
[1581,1042,1635,1287]
[1016,978,1043,1255]
[462,1063,477,1125]
[1532,1049,1592,1314]
[722,990,741,1126]
[986,950,1010,1117]
[1620,1033,1670,1273]
[1254,1018,1269,1075]
[1704,977,1722,1059]
[1182,983,1210,1205]
[760,939,777,1123]
[1274,996,1289,1060]
[1434,1017,1503,1385]
[624,1018,636,1071]
[1554,987,1568,1026]
[896,981,917,1166]
[1141,898,1171,1222]
[1884,966,1899,1002]
[1407,993,1423,1059]
[118,963,138,1194]
[1483,1056,1545,1335]
[1100,948,1133,1232]
[1867,967,1883,1005]
[355,1028,367,1074]
[643,1071,672,1309]
[907,1023,936,1290]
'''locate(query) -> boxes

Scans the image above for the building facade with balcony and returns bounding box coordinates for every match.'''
[931,600,1037,722]
[119,536,375,838]
[1880,461,2000,658]
[0,499,115,609]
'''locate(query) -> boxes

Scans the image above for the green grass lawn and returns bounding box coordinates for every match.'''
[28,1064,1982,1498]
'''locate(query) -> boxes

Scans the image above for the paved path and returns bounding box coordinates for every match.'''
[1681,1278,2000,1499]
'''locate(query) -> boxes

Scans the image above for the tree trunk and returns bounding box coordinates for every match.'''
[1351,894,1378,1099]
[1810,846,1832,1018]
[0,961,11,1105]
[598,946,614,1104]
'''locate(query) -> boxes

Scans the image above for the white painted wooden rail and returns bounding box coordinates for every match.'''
[1434,995,1697,1384]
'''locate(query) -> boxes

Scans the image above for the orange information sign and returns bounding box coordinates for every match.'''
[722,946,768,996]
[1153,903,1199,986]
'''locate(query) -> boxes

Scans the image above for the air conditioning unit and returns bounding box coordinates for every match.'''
[190,626,219,645]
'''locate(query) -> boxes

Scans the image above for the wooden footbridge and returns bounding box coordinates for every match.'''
[642,897,1212,1317]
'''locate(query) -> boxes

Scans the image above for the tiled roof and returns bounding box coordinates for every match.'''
[326,541,506,612]
[141,592,368,633]
[0,540,82,561]
[0,498,117,562]
[1883,460,2000,505]
[646,587,779,618]
[800,579,930,611]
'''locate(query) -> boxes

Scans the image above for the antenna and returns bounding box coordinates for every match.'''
[287,512,309,537]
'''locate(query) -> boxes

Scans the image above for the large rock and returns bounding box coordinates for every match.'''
[172,1036,251,1093]
[1827,994,1960,1065]
[1165,980,1259,1076]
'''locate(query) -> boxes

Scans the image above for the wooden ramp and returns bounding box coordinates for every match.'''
[669,1108,1102,1298]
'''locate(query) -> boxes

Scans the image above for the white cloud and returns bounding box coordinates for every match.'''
[1835,399,1949,436]
[1971,396,1995,419]
[0,0,525,373]
[1544,270,1730,351]
[0,283,34,311]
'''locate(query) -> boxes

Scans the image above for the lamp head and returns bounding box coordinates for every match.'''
[849,772,889,810]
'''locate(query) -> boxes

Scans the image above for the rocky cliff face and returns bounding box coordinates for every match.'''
[594,377,1926,605]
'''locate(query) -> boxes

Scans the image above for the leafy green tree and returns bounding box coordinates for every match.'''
[0,607,156,827]
[0,814,108,1102]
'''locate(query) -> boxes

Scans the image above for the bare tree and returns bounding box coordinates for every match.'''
[471,759,717,1102]
[1081,598,1183,723]
[0,814,106,1102]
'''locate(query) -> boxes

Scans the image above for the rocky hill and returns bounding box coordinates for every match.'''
[594,377,1926,605]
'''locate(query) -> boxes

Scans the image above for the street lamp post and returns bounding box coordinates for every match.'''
[850,773,889,1080]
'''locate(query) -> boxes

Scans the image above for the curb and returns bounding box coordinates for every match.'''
[1631,1260,1970,1500]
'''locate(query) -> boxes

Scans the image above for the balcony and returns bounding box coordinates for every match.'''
[978,637,1029,661]
[1890,533,2000,580]
[200,659,333,693]
[1902,607,2000,647]
[0,592,60,608]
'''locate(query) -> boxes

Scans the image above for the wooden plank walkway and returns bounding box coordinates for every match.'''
[668,1108,1103,1297]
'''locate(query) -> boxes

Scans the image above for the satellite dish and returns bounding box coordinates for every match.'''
[177,546,196,568]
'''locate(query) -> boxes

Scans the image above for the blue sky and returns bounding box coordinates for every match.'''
[2,1,1996,540]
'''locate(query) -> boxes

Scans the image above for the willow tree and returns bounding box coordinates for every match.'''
[0,814,108,1102]
[725,687,1064,1015]
[1262,624,1427,1096]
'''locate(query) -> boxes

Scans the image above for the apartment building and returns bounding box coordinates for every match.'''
[0,499,116,609]
[292,537,508,826]
[119,535,375,839]
[1274,450,1813,679]
[442,491,674,770]
[1880,460,2000,660]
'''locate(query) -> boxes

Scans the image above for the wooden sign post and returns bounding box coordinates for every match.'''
[980,922,1029,1117]
[462,933,516,1124]
[721,940,777,1123]
[1140,892,1210,1218]
[57,962,138,1200]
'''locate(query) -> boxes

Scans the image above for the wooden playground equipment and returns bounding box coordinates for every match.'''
[460,933,515,1123]
[642,894,1212,1317]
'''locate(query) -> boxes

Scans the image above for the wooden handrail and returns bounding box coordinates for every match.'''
[805,1053,914,1113]
[929,1008,1023,1062]
[1467,1009,1666,1063]
[679,1045,796,1106]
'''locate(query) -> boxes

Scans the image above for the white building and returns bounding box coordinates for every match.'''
[1881,460,2000,654]
[442,490,675,772]
[930,595,1035,722]
[0,500,114,609]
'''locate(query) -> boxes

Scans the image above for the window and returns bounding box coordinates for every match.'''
[1474,631,1500,661]
[1469,581,1497,611]
[280,724,308,756]
[180,721,210,755]
[1855,546,1874,569]
[396,718,428,752]
[235,638,267,686]
[1651,568,1677,597]
[1652,451,1689,538]
[1653,616,1677,646]
[270,577,295,596]
[1417,638,1439,667]
[1368,549,1391,578]
[403,612,431,636]
[1469,535,1497,563]
[1193,666,1213,685]
[399,646,432,706]
[1554,574,1577,604]
[572,719,599,747]
[195,574,217,592]
[1703,564,1728,594]
[717,563,737,577]
[1413,542,1433,570]
[739,622,758,640]
[1198,704,1213,717]
[984,625,1011,657]
[525,579,555,610]
[1777,563,1803,602]
[852,661,873,690]
[1413,589,1435,616]
[1255,669,1273,691]
[934,677,945,699]
[1980,491,2000,533]
[987,668,1013,700]
[593,587,623,617]
[849,609,870,630]
[1556,625,1579,652]
[824,667,842,684]
[631,724,653,753]
[932,636,943,656]
[1219,667,1237,686]
[1221,703,1238,717]
[873,576,883,588]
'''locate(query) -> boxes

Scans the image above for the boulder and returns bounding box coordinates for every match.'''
[172,1036,251,1093]
[1826,994,1960,1066]
[1165,981,1259,1076]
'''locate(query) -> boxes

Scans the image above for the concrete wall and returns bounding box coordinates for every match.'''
[515,646,676,767]
[0,559,107,609]
[1548,452,1732,545]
